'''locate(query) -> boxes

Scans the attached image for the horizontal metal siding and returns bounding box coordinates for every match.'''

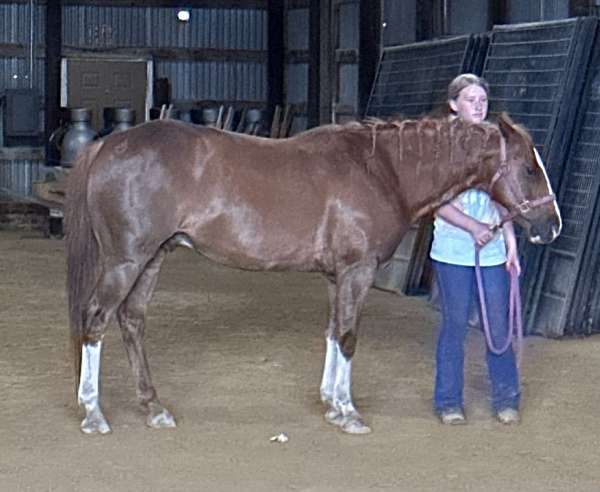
[0,159,46,197]
[155,60,266,101]
[63,5,266,50]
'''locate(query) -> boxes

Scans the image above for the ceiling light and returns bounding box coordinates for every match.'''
[177,9,190,22]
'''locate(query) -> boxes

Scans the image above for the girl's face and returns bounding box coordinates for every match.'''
[449,84,488,123]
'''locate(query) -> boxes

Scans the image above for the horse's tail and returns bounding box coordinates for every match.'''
[64,140,104,396]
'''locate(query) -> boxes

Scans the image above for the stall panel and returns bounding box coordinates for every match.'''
[481,18,597,335]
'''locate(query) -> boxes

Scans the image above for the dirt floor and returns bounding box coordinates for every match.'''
[2,230,600,491]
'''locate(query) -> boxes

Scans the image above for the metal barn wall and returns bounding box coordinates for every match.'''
[505,0,569,23]
[333,0,359,123]
[0,1,268,199]
[381,0,416,47]
[0,155,46,196]
[0,2,46,104]
[447,0,490,35]
[0,2,47,199]
[62,4,268,104]
[284,1,309,134]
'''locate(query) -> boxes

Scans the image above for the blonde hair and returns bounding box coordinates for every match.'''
[447,73,489,101]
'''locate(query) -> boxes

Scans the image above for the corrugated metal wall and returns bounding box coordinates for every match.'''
[0,2,46,45]
[62,5,267,50]
[62,4,268,103]
[0,2,46,199]
[284,2,309,133]
[0,157,46,196]
[0,2,45,93]
[0,1,268,199]
[156,60,266,102]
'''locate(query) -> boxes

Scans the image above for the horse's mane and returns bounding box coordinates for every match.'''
[332,114,504,219]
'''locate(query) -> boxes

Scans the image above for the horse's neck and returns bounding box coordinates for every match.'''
[383,119,497,221]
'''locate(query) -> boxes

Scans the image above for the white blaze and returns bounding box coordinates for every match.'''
[533,147,562,237]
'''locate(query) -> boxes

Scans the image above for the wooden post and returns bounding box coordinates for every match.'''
[267,1,285,127]
[45,0,62,156]
[359,0,382,118]
[308,0,321,128]
[318,0,333,125]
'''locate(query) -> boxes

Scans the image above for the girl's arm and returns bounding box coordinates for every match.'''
[436,203,495,247]
[494,203,521,276]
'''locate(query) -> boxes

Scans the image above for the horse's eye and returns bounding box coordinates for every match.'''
[526,167,535,176]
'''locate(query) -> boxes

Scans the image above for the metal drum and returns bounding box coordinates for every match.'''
[112,108,136,133]
[60,108,98,168]
[244,108,263,134]
[201,107,219,127]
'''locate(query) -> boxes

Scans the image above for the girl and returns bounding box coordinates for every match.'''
[431,73,520,425]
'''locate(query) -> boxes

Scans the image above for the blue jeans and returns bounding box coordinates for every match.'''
[433,260,520,413]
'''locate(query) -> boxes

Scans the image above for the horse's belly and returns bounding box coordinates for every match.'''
[184,220,322,272]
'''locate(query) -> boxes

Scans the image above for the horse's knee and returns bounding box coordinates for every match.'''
[338,331,357,359]
[83,299,111,339]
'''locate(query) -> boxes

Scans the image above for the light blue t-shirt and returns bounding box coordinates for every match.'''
[430,189,506,267]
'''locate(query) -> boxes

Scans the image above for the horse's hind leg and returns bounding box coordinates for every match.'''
[323,259,376,435]
[116,248,175,429]
[79,259,146,434]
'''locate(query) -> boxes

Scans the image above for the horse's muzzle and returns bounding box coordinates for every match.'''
[529,217,561,244]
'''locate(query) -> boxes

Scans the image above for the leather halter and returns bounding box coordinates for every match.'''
[487,138,556,230]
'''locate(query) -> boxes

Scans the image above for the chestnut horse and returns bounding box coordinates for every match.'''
[65,114,561,435]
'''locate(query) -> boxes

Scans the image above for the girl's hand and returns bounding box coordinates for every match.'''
[470,222,495,247]
[505,244,521,276]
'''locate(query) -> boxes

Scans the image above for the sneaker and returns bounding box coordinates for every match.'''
[439,409,467,425]
[496,408,520,425]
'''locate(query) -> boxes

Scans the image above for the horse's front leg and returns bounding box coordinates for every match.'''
[320,281,338,405]
[78,340,111,434]
[322,260,376,435]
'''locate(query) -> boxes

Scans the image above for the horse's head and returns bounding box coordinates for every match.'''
[486,113,562,244]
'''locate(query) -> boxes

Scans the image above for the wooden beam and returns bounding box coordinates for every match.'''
[359,0,380,117]
[61,46,267,63]
[307,0,321,128]
[267,0,284,115]
[0,43,45,58]
[45,0,62,156]
[318,0,333,125]
[59,0,267,8]
[491,0,508,26]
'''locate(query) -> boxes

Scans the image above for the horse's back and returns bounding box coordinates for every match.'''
[86,120,406,272]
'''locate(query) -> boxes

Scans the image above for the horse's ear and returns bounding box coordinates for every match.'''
[497,112,515,138]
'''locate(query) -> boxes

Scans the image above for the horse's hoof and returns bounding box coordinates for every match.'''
[81,413,111,435]
[147,408,176,429]
[341,418,371,435]
[324,408,343,426]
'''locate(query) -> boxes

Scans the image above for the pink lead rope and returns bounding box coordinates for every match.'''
[474,245,523,368]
